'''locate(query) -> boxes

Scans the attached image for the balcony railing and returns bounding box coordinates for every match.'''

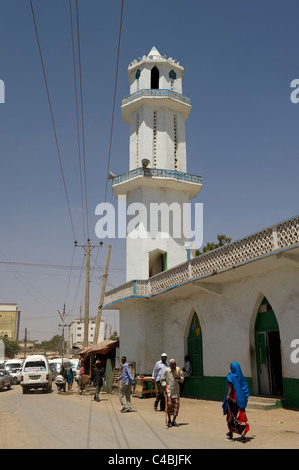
[112,167,202,186]
[122,89,191,106]
[103,215,299,307]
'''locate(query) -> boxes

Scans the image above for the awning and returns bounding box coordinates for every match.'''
[78,339,119,357]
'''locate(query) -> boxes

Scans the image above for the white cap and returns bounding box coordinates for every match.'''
[161,353,167,357]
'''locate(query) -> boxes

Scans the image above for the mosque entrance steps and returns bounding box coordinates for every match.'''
[247,395,286,410]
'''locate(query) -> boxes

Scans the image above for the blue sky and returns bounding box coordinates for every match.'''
[0,0,298,341]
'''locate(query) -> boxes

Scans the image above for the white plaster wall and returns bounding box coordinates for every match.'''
[119,302,165,375]
[126,186,190,281]
[119,264,299,384]
[129,105,187,171]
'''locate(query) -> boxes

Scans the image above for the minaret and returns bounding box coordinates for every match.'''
[112,47,202,281]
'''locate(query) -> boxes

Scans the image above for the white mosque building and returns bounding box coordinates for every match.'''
[103,47,299,408]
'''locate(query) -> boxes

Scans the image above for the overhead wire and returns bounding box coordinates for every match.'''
[28,0,85,332]
[90,0,124,280]
[29,0,77,243]
[0,260,125,272]
[75,0,89,239]
[69,0,86,242]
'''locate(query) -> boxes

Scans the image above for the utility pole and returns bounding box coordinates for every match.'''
[58,304,68,358]
[93,244,111,345]
[75,239,102,348]
[24,328,27,359]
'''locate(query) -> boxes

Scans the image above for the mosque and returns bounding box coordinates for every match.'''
[103,47,299,408]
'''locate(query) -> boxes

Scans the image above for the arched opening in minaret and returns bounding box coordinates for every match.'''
[151,66,159,89]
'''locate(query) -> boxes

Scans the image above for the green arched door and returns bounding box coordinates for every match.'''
[187,312,203,377]
[255,298,283,395]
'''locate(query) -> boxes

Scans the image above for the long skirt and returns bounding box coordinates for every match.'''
[167,397,180,417]
[226,400,249,436]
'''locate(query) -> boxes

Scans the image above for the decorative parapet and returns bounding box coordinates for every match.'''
[122,89,191,107]
[112,167,202,186]
[103,216,299,307]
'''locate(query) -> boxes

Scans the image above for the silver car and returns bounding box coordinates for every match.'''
[0,369,13,391]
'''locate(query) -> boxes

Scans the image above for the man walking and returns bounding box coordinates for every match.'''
[90,360,105,402]
[161,359,184,428]
[152,353,168,411]
[117,356,134,412]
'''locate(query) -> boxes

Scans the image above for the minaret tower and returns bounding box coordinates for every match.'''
[112,47,202,281]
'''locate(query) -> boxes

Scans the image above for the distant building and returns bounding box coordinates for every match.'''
[18,339,38,356]
[68,317,106,351]
[0,303,20,340]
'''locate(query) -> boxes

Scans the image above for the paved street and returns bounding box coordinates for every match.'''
[1,384,299,450]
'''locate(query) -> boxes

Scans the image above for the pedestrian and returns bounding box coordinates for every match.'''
[117,356,134,412]
[180,355,192,396]
[222,361,250,443]
[152,353,168,411]
[161,359,184,428]
[67,368,74,390]
[90,360,105,402]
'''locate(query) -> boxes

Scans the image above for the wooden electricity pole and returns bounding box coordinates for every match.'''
[58,304,68,358]
[93,244,111,345]
[75,239,102,348]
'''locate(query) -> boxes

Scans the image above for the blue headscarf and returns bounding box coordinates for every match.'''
[222,362,249,415]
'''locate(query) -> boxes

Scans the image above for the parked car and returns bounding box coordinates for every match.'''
[0,369,13,391]
[5,359,23,385]
[21,355,52,394]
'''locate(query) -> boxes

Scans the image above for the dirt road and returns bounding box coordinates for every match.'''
[1,384,299,450]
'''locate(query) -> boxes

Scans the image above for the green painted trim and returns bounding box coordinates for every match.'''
[182,376,299,410]
[182,376,253,401]
[255,310,279,332]
[282,377,299,409]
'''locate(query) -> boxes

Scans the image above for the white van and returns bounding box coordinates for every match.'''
[5,359,23,385]
[49,358,72,378]
[21,355,52,394]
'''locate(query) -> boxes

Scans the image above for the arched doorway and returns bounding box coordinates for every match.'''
[151,66,159,89]
[187,312,203,377]
[255,297,283,396]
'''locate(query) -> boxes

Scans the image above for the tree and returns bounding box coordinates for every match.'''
[109,331,119,340]
[195,234,231,257]
[35,335,65,352]
[0,335,20,359]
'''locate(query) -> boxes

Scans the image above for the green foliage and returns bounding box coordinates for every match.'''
[35,334,65,352]
[195,234,232,257]
[0,335,20,359]
[109,331,119,340]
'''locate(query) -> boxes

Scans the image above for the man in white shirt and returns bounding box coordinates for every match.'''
[152,353,168,411]
[161,359,184,428]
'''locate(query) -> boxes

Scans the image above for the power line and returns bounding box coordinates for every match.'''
[29,0,77,242]
[0,249,58,312]
[104,0,124,207]
[0,260,125,272]
[90,0,124,277]
[75,0,89,238]
[69,0,86,241]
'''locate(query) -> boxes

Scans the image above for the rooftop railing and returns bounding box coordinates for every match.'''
[112,167,202,186]
[104,215,299,307]
[122,89,191,106]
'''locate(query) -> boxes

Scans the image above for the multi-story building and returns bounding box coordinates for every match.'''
[0,303,20,340]
[68,317,106,351]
